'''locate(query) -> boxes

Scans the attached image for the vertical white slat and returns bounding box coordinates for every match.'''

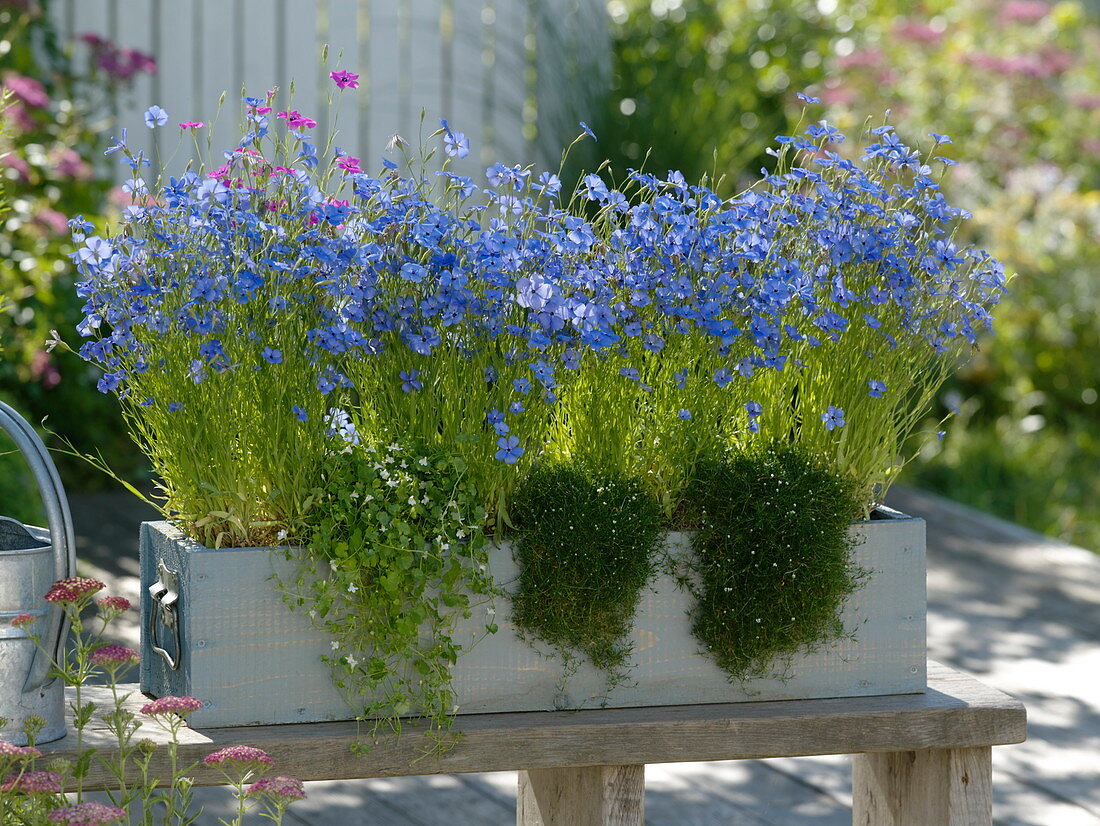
[356,0,373,165]
[368,0,402,164]
[112,0,156,178]
[196,0,238,169]
[478,0,496,166]
[154,1,199,174]
[491,0,526,166]
[324,0,365,162]
[407,0,443,165]
[240,0,279,103]
[282,0,319,119]
[449,0,487,177]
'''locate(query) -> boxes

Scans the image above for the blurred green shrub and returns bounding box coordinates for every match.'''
[1,1,144,487]
[599,0,834,190]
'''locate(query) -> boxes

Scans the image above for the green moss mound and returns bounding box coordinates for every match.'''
[510,464,663,680]
[685,443,864,679]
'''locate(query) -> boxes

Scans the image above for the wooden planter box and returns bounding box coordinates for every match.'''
[139,508,925,728]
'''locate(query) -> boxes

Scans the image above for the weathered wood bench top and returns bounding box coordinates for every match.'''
[42,660,1023,791]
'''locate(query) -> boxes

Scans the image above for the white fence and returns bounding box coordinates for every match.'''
[52,0,609,179]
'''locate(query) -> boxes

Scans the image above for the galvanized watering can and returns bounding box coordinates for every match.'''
[0,401,75,745]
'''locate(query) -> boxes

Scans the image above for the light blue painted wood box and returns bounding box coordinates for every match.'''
[139,508,925,727]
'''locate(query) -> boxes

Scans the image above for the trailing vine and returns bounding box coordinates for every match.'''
[279,440,498,754]
[682,443,865,680]
[509,463,663,693]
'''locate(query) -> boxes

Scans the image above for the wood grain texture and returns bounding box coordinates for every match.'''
[517,765,644,826]
[138,509,926,728]
[41,662,1023,791]
[852,747,994,825]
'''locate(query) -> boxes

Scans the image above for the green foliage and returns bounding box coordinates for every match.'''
[0,2,140,487]
[684,443,863,678]
[599,0,834,191]
[282,440,498,753]
[509,463,663,685]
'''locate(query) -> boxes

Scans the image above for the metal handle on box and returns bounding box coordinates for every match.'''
[148,560,182,670]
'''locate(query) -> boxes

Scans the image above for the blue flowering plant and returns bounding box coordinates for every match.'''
[69,82,1004,548]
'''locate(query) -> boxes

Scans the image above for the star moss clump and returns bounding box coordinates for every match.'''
[685,443,865,679]
[509,464,663,684]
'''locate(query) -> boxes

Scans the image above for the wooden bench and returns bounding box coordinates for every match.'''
[42,661,1025,825]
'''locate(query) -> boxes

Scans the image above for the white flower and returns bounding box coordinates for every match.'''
[418,457,429,466]
[349,491,360,500]
[348,583,359,594]
[331,641,340,650]
[456,529,466,539]
[408,496,417,506]
[330,560,338,572]
[486,606,496,617]
[387,479,399,487]
[365,494,374,502]
[346,655,359,668]
[308,609,318,619]
[276,529,288,542]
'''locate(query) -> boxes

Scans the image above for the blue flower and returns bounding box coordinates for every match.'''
[744,401,763,417]
[167,402,184,413]
[292,405,309,421]
[678,408,692,420]
[400,369,423,393]
[822,406,846,430]
[796,91,822,104]
[579,122,597,141]
[144,105,168,129]
[713,368,733,388]
[868,380,887,398]
[262,347,283,364]
[510,401,525,414]
[440,119,470,158]
[513,377,531,394]
[495,435,524,464]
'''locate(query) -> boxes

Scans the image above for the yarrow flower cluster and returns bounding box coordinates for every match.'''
[140,696,204,717]
[46,801,128,824]
[88,644,139,668]
[44,577,105,604]
[71,89,1005,531]
[203,745,274,767]
[1,770,63,794]
[246,775,306,802]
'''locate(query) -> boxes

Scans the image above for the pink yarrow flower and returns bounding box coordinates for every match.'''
[44,577,105,604]
[277,109,318,130]
[330,70,361,89]
[97,596,131,613]
[10,612,35,629]
[0,741,41,759]
[2,73,50,108]
[2,770,63,794]
[89,644,139,667]
[47,801,128,824]
[246,775,306,802]
[203,745,274,767]
[141,696,204,716]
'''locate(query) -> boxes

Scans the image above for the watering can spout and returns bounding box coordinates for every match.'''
[0,401,76,745]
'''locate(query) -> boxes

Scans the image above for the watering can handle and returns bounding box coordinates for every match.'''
[0,401,76,692]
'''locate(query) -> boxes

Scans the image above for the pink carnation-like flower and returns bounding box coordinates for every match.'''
[47,801,128,824]
[337,156,363,174]
[10,612,36,629]
[330,70,361,90]
[44,577,105,604]
[89,644,139,667]
[277,109,318,130]
[203,745,274,767]
[178,121,205,129]
[0,740,41,759]
[141,696,204,717]
[2,770,63,794]
[246,775,306,802]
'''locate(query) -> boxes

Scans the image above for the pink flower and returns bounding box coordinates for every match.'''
[178,121,205,130]
[337,155,363,174]
[277,109,318,130]
[1071,93,1100,110]
[246,775,306,802]
[10,612,36,629]
[999,0,1049,24]
[29,350,61,389]
[837,48,884,70]
[893,19,943,45]
[44,577,105,604]
[47,801,128,824]
[330,70,361,90]
[0,741,41,759]
[203,745,274,767]
[1,101,35,135]
[2,73,49,108]
[89,644,139,668]
[97,595,131,614]
[2,770,63,794]
[141,696,204,717]
[50,147,94,181]
[0,151,31,181]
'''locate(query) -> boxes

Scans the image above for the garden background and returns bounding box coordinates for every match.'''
[2,0,1099,551]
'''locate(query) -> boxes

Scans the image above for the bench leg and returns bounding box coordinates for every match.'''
[517,765,644,826]
[852,747,993,826]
